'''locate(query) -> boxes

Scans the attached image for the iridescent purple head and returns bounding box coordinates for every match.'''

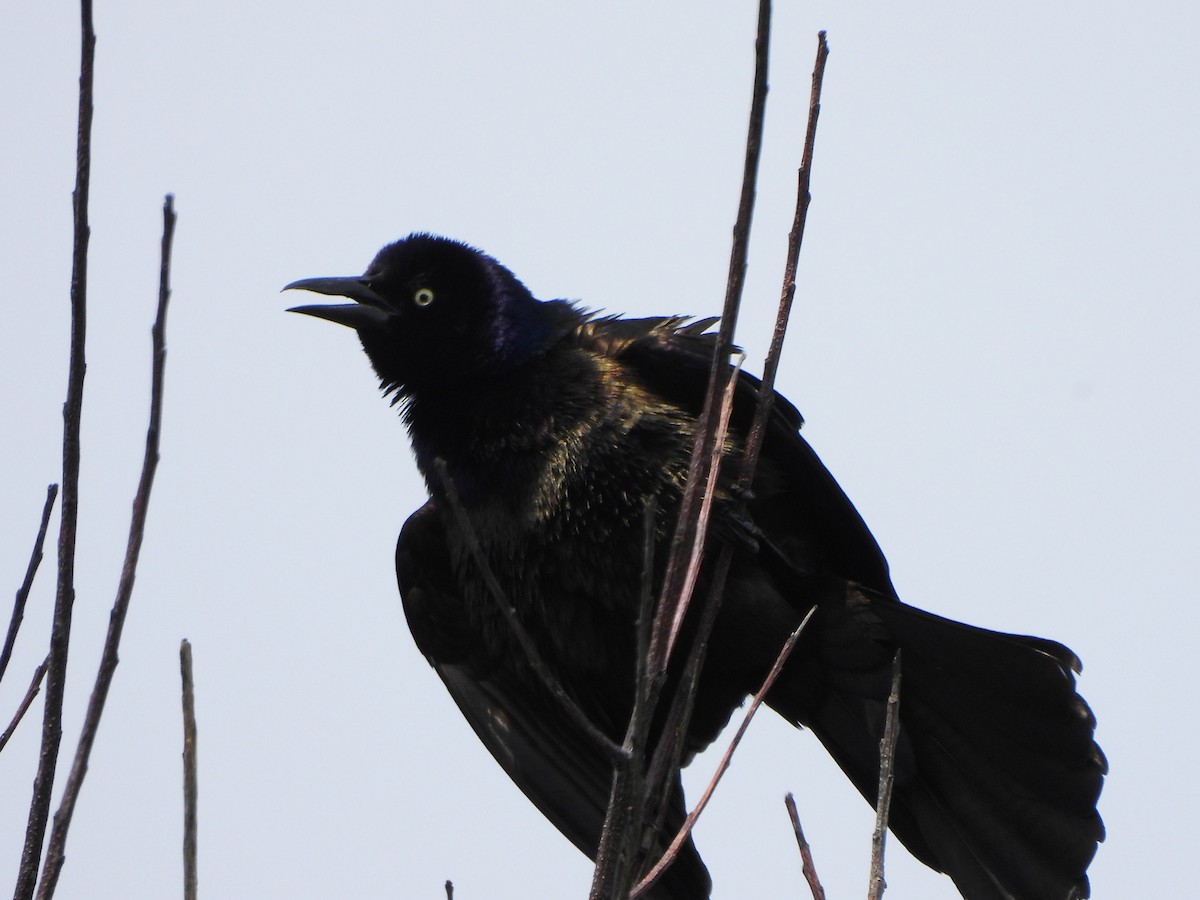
[286,233,559,398]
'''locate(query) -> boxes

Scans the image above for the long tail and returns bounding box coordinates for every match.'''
[774,595,1106,900]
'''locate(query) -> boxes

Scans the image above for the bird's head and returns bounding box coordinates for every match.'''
[286,233,559,398]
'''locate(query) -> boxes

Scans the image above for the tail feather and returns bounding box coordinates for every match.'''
[899,655,1105,817]
[900,698,1100,898]
[901,791,1022,900]
[780,596,1105,900]
[875,603,1107,811]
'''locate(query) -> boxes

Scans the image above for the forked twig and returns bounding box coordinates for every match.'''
[632,607,816,897]
[35,195,177,900]
[785,793,827,900]
[0,486,59,688]
[0,658,50,755]
[867,651,903,900]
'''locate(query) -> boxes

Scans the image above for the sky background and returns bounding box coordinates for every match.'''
[2,2,1197,898]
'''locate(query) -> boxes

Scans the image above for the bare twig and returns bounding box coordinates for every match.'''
[14,1,95,894]
[634,498,658,742]
[639,22,832,866]
[647,0,772,676]
[589,499,659,899]
[663,352,744,657]
[0,658,50,755]
[785,793,827,900]
[432,458,628,766]
[634,0,774,861]
[0,486,59,688]
[181,640,198,900]
[867,651,903,900]
[639,555,726,848]
[738,31,830,486]
[633,607,815,897]
[594,358,746,899]
[34,194,178,900]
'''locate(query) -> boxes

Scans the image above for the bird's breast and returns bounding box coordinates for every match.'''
[432,358,701,690]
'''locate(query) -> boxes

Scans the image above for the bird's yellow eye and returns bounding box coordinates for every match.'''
[414,287,435,307]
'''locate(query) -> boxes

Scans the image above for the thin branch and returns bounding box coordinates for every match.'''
[633,606,815,897]
[647,0,772,675]
[634,498,658,742]
[180,640,198,900]
[785,793,827,900]
[639,360,747,845]
[35,194,177,900]
[638,352,739,840]
[639,548,728,849]
[738,31,830,487]
[867,651,903,900]
[634,0,775,860]
[660,353,744,660]
[432,458,628,766]
[0,658,50,755]
[597,358,745,899]
[14,1,95,894]
[589,498,659,899]
[639,22,832,861]
[0,486,59,688]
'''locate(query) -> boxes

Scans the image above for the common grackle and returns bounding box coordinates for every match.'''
[287,233,1105,900]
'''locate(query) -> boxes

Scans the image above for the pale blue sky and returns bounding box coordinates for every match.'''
[2,3,1196,897]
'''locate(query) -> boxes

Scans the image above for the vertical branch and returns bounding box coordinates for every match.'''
[867,651,902,900]
[738,31,830,485]
[596,362,745,898]
[1,486,59,688]
[638,25,833,870]
[180,640,198,900]
[626,4,774,877]
[638,374,742,852]
[35,195,178,900]
[14,1,95,895]
[659,354,745,659]
[785,793,827,900]
[589,500,659,900]
[647,0,772,675]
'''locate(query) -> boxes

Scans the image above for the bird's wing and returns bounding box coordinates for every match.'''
[595,315,896,595]
[395,501,711,900]
[596,322,1106,897]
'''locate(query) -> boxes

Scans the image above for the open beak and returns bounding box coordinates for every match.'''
[284,276,393,330]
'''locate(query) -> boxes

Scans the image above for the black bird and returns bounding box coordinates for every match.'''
[287,233,1105,900]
